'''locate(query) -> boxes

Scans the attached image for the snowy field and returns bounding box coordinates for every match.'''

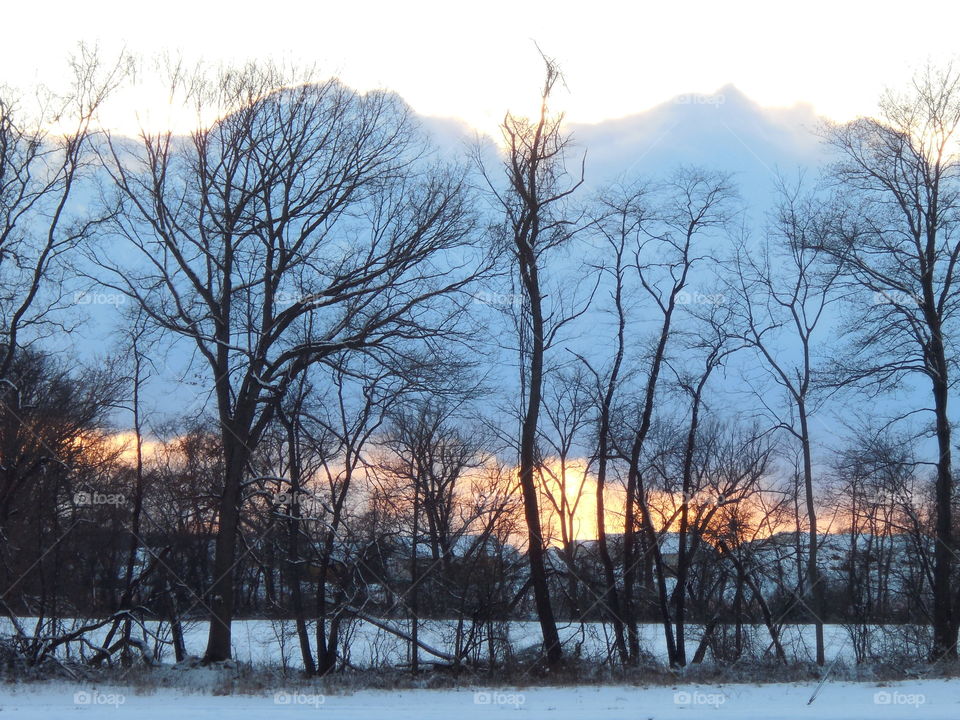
[1,618,874,668]
[0,680,957,718]
[2,618,953,718]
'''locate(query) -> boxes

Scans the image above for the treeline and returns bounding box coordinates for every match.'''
[1,50,960,674]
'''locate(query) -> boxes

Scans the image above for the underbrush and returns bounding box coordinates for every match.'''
[3,652,959,696]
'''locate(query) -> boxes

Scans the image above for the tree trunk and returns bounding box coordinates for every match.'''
[595,409,628,663]
[673,394,702,668]
[284,418,316,675]
[410,482,420,674]
[798,405,825,666]
[517,255,562,667]
[203,435,247,662]
[931,353,956,659]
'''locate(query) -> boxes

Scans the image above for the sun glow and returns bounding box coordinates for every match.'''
[531,460,806,547]
[535,458,626,545]
[104,431,166,465]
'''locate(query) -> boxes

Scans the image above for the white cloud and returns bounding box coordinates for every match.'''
[10,0,954,133]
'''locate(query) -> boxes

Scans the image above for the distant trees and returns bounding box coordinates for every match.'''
[372,398,520,669]
[814,428,937,662]
[0,348,123,661]
[537,366,593,619]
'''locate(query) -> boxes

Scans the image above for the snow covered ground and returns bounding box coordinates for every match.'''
[1,619,951,717]
[0,680,956,718]
[2,618,866,668]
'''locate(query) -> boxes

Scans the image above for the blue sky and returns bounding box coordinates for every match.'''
[14,1,950,468]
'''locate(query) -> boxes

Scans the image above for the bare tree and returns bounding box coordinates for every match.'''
[665,302,744,666]
[537,366,593,619]
[92,319,153,666]
[577,189,640,662]
[727,178,842,665]
[272,372,319,675]
[262,354,404,674]
[479,53,586,668]
[830,430,933,661]
[597,168,735,663]
[815,64,960,659]
[374,397,489,671]
[95,63,486,661]
[0,46,122,402]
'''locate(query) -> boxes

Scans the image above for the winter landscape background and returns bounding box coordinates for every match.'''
[2,1,960,717]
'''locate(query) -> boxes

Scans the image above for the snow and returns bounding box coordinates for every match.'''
[0,680,957,719]
[0,618,875,668]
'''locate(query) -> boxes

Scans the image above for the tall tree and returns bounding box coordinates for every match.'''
[96,63,485,661]
[481,54,585,667]
[728,179,841,665]
[599,169,735,663]
[815,65,960,659]
[665,300,743,666]
[578,192,637,662]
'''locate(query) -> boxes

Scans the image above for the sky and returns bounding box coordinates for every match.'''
[11,0,955,456]
[6,0,949,532]
[5,0,959,136]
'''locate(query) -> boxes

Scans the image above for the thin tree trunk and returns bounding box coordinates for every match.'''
[284,417,316,675]
[517,259,562,666]
[798,406,825,666]
[410,482,420,673]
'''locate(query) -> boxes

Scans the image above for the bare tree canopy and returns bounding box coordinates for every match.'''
[93,62,489,661]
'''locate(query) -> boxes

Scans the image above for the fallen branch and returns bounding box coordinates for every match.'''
[347,608,455,662]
